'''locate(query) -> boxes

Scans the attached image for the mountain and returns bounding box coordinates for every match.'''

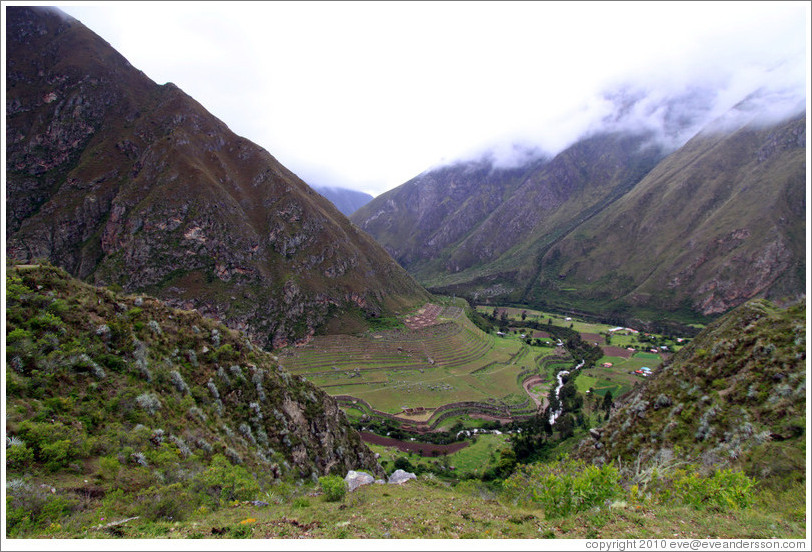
[5,7,430,350]
[574,298,806,487]
[531,114,806,318]
[311,185,374,216]
[351,106,806,324]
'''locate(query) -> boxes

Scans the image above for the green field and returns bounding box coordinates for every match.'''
[282,302,693,422]
[281,303,555,419]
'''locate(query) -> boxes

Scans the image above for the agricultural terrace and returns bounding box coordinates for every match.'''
[476,305,697,400]
[280,304,564,424]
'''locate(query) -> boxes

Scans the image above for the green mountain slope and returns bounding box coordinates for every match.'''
[351,158,539,270]
[5,7,429,350]
[574,298,806,487]
[533,115,807,318]
[5,261,382,534]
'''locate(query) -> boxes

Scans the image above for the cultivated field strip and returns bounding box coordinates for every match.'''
[281,302,547,418]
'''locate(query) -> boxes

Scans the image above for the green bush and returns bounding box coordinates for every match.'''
[6,444,35,471]
[502,459,621,519]
[136,483,197,522]
[99,455,121,480]
[192,454,260,507]
[672,468,755,511]
[40,439,74,472]
[319,475,347,502]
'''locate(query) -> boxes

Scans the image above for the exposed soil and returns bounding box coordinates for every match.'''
[360,431,469,457]
[580,332,606,345]
[601,346,634,359]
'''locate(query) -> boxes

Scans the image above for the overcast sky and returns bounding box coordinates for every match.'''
[40,1,812,196]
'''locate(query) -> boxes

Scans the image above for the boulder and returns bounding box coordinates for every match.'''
[387,469,417,485]
[344,470,375,492]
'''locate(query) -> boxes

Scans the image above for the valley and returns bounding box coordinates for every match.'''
[280,301,693,435]
[4,6,807,544]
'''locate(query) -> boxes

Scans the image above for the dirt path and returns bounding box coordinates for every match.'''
[522,375,549,410]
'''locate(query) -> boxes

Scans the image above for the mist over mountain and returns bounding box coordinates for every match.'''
[352,92,806,324]
[5,7,429,350]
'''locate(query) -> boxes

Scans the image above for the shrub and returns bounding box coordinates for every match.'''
[6,443,35,471]
[99,455,121,480]
[169,370,190,394]
[502,459,621,519]
[319,475,347,502]
[5,481,77,536]
[136,483,196,522]
[193,454,260,507]
[135,393,161,415]
[40,439,74,472]
[672,468,755,511]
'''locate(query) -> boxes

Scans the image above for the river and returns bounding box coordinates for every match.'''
[548,359,584,425]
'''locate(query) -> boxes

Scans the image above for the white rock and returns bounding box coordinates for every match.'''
[344,470,375,492]
[388,469,417,485]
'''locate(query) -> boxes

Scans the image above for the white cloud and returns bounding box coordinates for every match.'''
[53,1,808,196]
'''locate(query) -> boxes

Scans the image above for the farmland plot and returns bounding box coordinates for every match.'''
[280,303,549,420]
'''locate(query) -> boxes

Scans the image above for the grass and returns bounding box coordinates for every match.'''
[15,476,805,539]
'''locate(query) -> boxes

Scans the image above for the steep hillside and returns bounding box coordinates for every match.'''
[353,132,666,302]
[5,262,383,481]
[351,158,540,269]
[5,7,429,350]
[534,114,807,318]
[575,299,806,486]
[311,186,373,216]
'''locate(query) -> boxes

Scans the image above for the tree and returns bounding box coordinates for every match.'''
[556,413,574,439]
[601,390,614,416]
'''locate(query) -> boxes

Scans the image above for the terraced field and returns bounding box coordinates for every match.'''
[280,303,560,425]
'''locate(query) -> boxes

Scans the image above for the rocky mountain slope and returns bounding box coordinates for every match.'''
[352,107,805,324]
[574,298,806,486]
[312,185,374,217]
[5,261,383,485]
[5,7,429,350]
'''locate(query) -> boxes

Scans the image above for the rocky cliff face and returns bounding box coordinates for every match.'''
[6,7,429,350]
